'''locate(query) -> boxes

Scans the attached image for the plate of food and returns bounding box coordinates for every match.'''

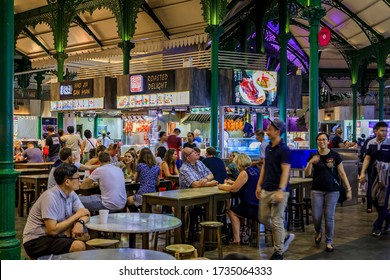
[239,77,266,105]
[253,71,276,91]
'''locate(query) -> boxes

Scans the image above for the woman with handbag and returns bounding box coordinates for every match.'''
[304,132,352,252]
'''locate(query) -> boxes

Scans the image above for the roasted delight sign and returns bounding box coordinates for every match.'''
[233,69,278,107]
[59,79,94,100]
[130,70,175,94]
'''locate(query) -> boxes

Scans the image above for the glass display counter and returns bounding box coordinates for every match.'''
[224,137,260,158]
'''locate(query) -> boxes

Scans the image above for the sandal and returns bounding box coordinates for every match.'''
[325,244,334,252]
[230,241,240,245]
[314,232,322,245]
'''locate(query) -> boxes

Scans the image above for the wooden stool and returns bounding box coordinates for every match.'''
[199,221,223,259]
[287,202,305,232]
[86,239,120,249]
[164,244,198,260]
[249,219,273,247]
[303,198,312,225]
[153,230,173,250]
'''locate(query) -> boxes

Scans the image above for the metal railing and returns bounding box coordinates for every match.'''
[77,50,267,79]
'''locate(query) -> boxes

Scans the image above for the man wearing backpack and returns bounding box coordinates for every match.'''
[359,121,390,221]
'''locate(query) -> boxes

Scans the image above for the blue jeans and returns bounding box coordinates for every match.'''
[311,190,339,245]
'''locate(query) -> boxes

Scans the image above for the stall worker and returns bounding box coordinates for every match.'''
[183,132,198,149]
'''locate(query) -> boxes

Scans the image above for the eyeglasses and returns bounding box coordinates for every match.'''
[68,177,80,181]
[317,139,328,142]
[186,150,197,157]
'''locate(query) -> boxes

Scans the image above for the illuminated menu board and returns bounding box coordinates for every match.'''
[50,97,104,111]
[117,91,189,109]
[233,69,278,107]
[60,79,94,100]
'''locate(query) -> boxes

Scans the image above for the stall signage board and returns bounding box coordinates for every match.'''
[14,88,38,99]
[60,79,94,100]
[130,70,175,94]
[232,69,278,107]
[50,97,104,111]
[117,91,189,109]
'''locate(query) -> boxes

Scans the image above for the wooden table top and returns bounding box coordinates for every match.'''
[18,174,49,179]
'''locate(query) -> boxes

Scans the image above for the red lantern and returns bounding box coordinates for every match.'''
[318,27,331,47]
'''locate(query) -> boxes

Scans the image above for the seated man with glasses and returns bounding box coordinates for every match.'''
[23,163,90,259]
[179,147,218,189]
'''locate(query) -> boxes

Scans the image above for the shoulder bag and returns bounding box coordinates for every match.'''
[318,153,347,204]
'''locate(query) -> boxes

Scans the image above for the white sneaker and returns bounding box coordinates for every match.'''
[283,233,295,253]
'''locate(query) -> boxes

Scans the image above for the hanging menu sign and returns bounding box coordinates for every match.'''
[130,70,175,94]
[60,79,94,100]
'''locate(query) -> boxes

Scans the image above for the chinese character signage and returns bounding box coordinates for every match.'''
[50,97,104,111]
[60,79,94,100]
[117,91,189,109]
[233,69,278,107]
[130,70,175,94]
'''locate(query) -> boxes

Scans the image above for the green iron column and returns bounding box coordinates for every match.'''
[0,0,21,260]
[306,1,325,149]
[58,113,64,129]
[201,0,227,150]
[35,72,45,139]
[350,58,359,142]
[93,116,98,139]
[116,0,143,75]
[256,113,263,130]
[54,53,67,83]
[377,48,386,121]
[119,41,135,75]
[351,84,358,141]
[277,0,291,142]
[210,25,222,149]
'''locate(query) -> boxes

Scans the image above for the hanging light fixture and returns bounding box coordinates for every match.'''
[171,107,176,115]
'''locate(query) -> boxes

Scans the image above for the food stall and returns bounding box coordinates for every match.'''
[116,68,210,153]
[50,77,118,139]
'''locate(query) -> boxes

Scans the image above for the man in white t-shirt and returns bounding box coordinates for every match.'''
[80,152,126,212]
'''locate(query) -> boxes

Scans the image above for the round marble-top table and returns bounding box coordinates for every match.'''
[86,213,182,249]
[38,248,175,260]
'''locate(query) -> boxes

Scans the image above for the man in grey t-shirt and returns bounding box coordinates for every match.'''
[19,142,43,163]
[61,126,82,163]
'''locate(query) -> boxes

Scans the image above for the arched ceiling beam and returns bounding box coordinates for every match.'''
[141,1,170,39]
[322,0,384,44]
[384,0,390,8]
[22,27,51,55]
[72,15,103,47]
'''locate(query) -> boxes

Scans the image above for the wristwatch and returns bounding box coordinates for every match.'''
[76,219,85,226]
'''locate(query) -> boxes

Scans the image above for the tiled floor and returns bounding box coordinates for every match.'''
[15,202,390,260]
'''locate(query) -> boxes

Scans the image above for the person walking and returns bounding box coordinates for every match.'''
[304,132,352,252]
[44,125,61,162]
[256,118,294,260]
[61,126,82,163]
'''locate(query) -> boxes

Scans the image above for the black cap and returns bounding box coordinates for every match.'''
[269,118,286,133]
